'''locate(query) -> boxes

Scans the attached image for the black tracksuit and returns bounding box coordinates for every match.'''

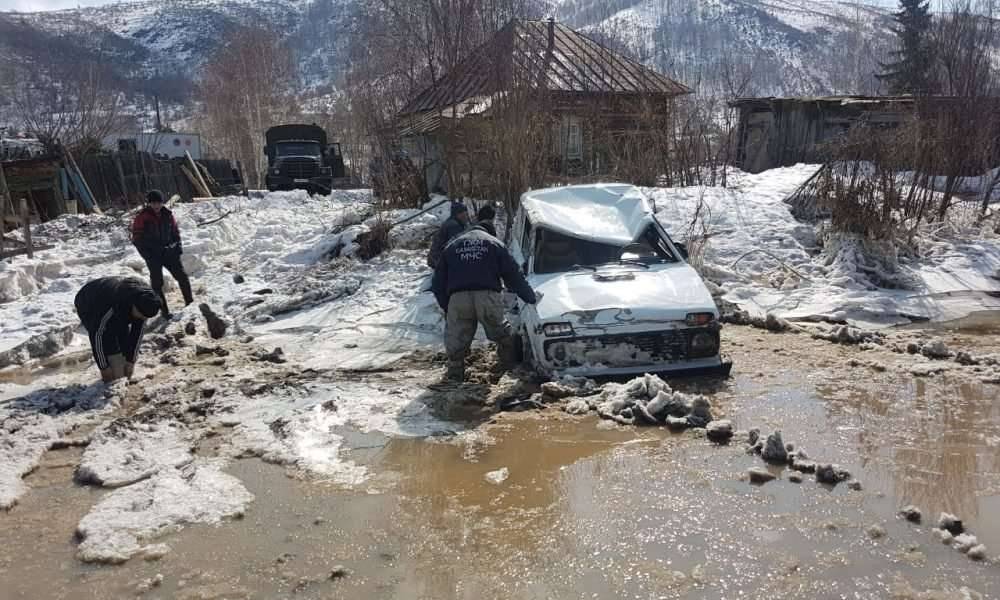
[431,227,536,311]
[74,277,154,369]
[131,205,193,314]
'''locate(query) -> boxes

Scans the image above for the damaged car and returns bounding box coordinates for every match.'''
[508,183,731,378]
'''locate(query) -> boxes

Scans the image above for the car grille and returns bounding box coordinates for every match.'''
[544,329,704,368]
[279,158,319,179]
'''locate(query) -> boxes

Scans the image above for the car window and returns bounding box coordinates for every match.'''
[622,226,678,263]
[534,229,620,274]
[521,219,532,259]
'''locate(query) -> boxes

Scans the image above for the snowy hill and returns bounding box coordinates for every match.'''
[553,0,896,95]
[0,0,893,108]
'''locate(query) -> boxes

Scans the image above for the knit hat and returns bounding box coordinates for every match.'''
[147,189,165,204]
[132,290,162,319]
[450,202,468,217]
[477,205,496,221]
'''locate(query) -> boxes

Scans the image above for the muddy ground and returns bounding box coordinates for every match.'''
[2,319,1000,599]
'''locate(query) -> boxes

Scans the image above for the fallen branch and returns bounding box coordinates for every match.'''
[731,249,814,282]
[196,210,234,227]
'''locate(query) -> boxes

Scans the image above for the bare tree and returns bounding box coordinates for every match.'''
[9,55,124,155]
[197,26,300,187]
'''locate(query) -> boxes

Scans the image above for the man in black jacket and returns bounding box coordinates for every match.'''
[131,190,193,318]
[74,277,161,382]
[476,204,497,238]
[431,225,537,382]
[426,202,470,268]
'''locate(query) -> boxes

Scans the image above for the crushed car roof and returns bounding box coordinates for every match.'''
[520,184,654,245]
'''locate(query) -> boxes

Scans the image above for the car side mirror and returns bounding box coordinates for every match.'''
[676,243,689,260]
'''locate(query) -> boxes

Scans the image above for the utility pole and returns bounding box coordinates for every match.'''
[154,95,162,132]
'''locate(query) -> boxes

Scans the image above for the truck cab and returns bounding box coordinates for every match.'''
[264,124,348,194]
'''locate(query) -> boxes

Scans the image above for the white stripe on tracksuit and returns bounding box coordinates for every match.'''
[94,308,114,369]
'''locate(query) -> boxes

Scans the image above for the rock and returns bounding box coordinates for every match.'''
[199,304,228,339]
[848,480,863,491]
[906,342,922,354]
[816,463,850,485]
[665,416,689,430]
[232,274,245,284]
[252,288,274,295]
[195,344,215,356]
[921,340,952,359]
[967,544,988,561]
[956,351,980,366]
[564,399,591,415]
[954,534,979,553]
[184,321,197,336]
[764,313,790,332]
[788,473,803,483]
[762,431,788,463]
[329,565,351,580]
[938,512,964,535]
[899,505,922,523]
[866,525,887,540]
[256,347,286,364]
[706,420,734,443]
[747,428,760,446]
[200,387,216,399]
[686,397,713,428]
[748,467,776,484]
[141,544,171,561]
[540,381,579,400]
[485,467,509,485]
[151,574,164,587]
[933,528,954,544]
[241,336,254,344]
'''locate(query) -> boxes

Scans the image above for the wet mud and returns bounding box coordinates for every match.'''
[2,324,1000,599]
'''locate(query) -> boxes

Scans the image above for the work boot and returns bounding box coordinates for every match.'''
[495,337,517,372]
[444,363,465,383]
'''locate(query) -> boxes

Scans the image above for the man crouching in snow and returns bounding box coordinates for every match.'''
[74,277,161,383]
[431,225,537,382]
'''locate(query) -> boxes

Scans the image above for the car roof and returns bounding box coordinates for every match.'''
[520,184,654,245]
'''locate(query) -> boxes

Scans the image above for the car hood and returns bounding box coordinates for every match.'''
[530,264,717,325]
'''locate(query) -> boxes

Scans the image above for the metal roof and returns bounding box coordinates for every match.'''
[401,19,690,115]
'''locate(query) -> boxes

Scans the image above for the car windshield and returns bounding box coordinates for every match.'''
[533,227,677,274]
[276,142,321,157]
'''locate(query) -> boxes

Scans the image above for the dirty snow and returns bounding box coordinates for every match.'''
[648,165,1000,326]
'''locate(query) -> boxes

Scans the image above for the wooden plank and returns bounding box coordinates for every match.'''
[180,165,210,197]
[186,151,212,198]
[20,198,32,259]
[0,244,55,260]
[63,149,102,215]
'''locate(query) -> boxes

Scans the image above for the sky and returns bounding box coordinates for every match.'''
[0,0,908,12]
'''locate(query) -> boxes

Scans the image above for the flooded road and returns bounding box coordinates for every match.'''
[2,325,1000,599]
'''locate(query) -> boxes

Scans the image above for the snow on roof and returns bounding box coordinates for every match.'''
[520,184,654,245]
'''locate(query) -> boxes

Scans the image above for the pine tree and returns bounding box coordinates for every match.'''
[878,0,936,94]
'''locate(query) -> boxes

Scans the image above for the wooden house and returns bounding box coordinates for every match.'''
[396,18,691,194]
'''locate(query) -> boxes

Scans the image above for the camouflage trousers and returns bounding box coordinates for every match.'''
[444,290,514,381]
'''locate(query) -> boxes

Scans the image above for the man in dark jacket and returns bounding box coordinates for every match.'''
[476,204,497,238]
[431,225,537,382]
[74,277,161,382]
[131,190,193,318]
[426,202,470,268]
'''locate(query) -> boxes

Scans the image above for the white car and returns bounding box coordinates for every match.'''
[508,184,731,378]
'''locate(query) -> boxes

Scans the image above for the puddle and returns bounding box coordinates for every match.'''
[2,327,999,598]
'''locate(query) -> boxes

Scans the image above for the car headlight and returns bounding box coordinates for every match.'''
[320,166,332,175]
[271,168,280,175]
[542,322,574,337]
[689,331,719,357]
[685,312,715,326]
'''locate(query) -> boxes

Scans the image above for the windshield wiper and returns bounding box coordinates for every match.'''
[571,264,597,272]
[618,258,650,269]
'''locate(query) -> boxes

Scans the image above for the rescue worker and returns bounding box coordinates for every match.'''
[476,204,497,238]
[431,225,537,382]
[131,190,193,318]
[426,202,470,268]
[74,276,161,383]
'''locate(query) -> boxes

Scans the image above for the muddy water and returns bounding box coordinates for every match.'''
[3,327,1000,599]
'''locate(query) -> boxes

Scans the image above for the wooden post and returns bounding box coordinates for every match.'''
[63,148,102,215]
[20,198,32,259]
[0,161,8,257]
[186,151,212,198]
[114,154,130,208]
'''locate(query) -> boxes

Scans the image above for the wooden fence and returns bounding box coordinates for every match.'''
[77,152,245,210]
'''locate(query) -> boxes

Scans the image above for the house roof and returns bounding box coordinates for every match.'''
[401,19,690,115]
[520,184,654,245]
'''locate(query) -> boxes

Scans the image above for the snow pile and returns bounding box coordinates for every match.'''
[75,418,193,488]
[0,380,126,509]
[648,165,1000,326]
[556,373,718,429]
[75,460,253,564]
